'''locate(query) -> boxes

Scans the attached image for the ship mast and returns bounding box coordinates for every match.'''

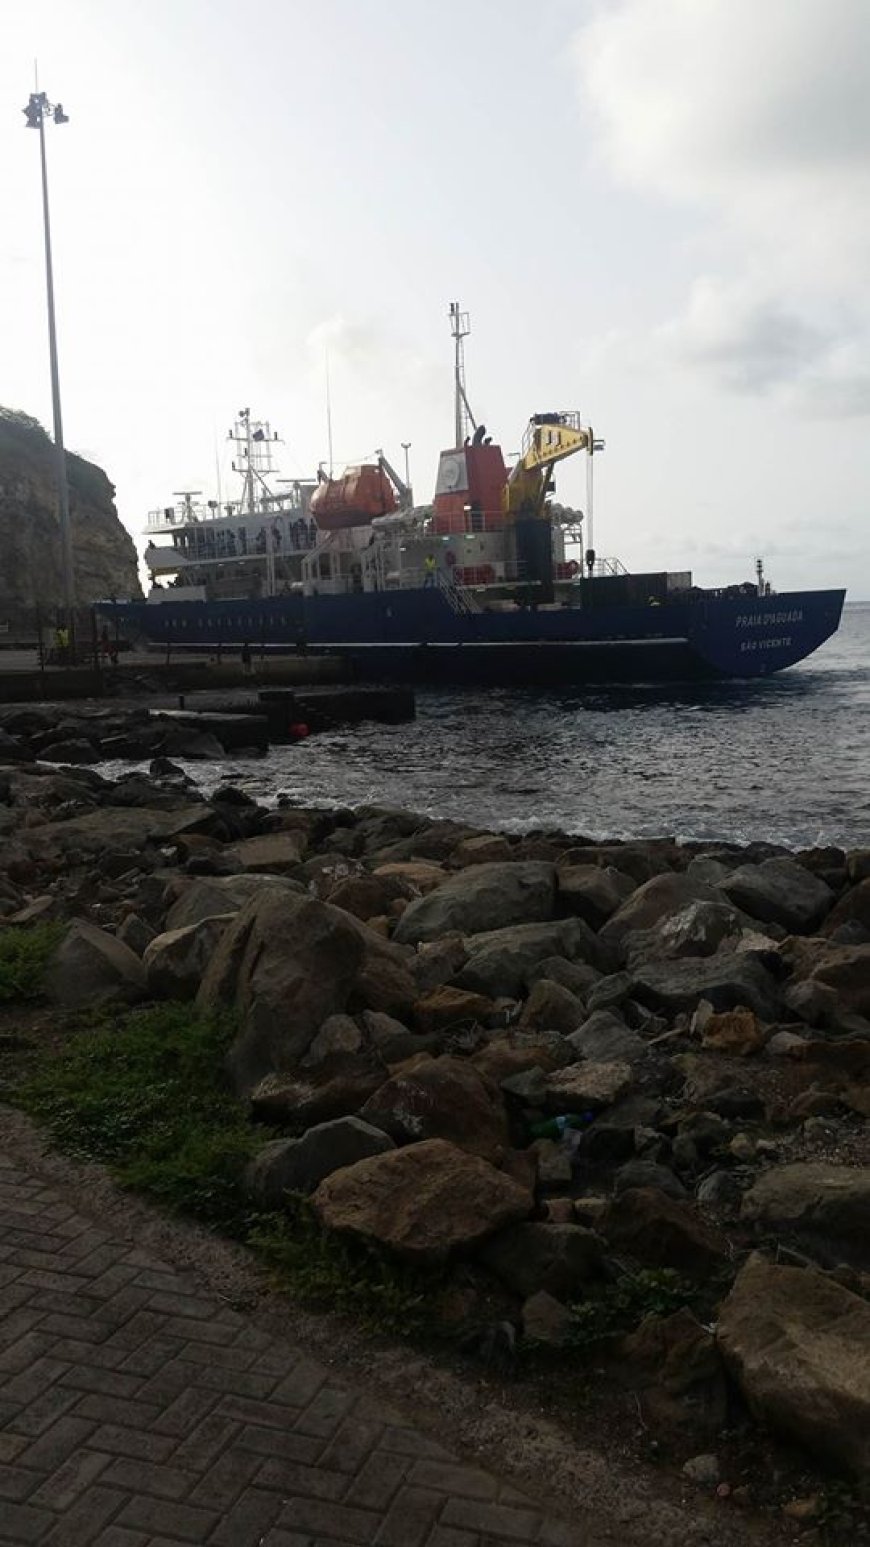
[449,301,477,449]
[228,408,281,597]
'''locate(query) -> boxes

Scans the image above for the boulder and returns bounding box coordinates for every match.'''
[556,865,636,928]
[720,858,835,933]
[620,1307,727,1438]
[161,728,226,760]
[372,860,447,894]
[822,878,870,938]
[602,1188,727,1277]
[250,1064,385,1129]
[806,943,870,1018]
[559,843,669,884]
[29,804,213,859]
[615,1160,687,1201]
[348,930,419,1019]
[245,1118,394,1203]
[143,914,233,1000]
[741,1163,870,1268]
[717,1255,870,1474]
[543,1061,633,1113]
[40,738,99,765]
[566,1010,647,1064]
[479,1221,604,1298]
[624,900,744,970]
[412,986,495,1035]
[599,874,720,957]
[700,1008,768,1056]
[325,872,409,921]
[163,872,304,928]
[472,1032,569,1083]
[312,1138,530,1263]
[451,832,514,867]
[306,1015,363,1064]
[517,978,585,1035]
[360,1055,508,1162]
[393,862,556,946]
[527,956,602,997]
[46,920,147,1010]
[223,831,307,875]
[628,954,781,1019]
[455,918,599,998]
[115,913,157,957]
[521,1290,574,1347]
[197,890,365,1090]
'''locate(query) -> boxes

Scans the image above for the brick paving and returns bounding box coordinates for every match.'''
[0,1155,581,1546]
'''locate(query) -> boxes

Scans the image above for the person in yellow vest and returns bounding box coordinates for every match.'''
[423,554,436,588]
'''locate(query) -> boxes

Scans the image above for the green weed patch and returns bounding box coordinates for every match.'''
[0,922,64,1003]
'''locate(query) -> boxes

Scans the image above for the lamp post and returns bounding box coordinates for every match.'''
[401,441,412,502]
[23,90,76,640]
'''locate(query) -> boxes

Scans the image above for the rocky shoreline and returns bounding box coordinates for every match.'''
[1,749,869,1520]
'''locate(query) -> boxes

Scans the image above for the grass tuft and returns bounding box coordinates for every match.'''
[0,923,64,1003]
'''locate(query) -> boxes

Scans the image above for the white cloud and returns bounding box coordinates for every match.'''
[574,0,870,410]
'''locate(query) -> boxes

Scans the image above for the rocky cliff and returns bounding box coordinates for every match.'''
[0,407,142,627]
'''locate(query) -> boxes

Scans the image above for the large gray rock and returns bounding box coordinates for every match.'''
[556,865,636,928]
[478,1222,604,1298]
[312,1138,530,1263]
[393,862,556,946]
[717,1255,870,1474]
[166,873,305,932]
[600,874,720,958]
[566,1009,647,1063]
[624,900,744,970]
[223,831,307,875]
[30,804,212,859]
[455,918,599,998]
[245,1118,394,1203]
[143,914,233,1000]
[628,954,781,1019]
[720,857,835,933]
[46,920,147,1010]
[197,890,365,1090]
[741,1163,870,1268]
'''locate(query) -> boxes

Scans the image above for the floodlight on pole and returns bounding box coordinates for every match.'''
[23,89,76,635]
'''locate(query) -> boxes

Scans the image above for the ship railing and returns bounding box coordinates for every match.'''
[434,569,479,615]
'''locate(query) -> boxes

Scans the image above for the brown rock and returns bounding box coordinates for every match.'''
[223,831,307,874]
[621,1307,727,1437]
[326,873,407,922]
[472,1034,566,1084]
[599,873,719,955]
[544,1061,633,1113]
[250,1064,384,1129]
[603,1188,728,1277]
[360,1055,508,1162]
[372,860,447,894]
[517,978,585,1035]
[143,914,234,1001]
[700,1007,767,1056]
[717,1255,870,1474]
[451,833,514,867]
[412,985,495,1035]
[522,1290,574,1347]
[312,1137,530,1263]
[479,1221,604,1298]
[822,877,870,937]
[741,1162,870,1268]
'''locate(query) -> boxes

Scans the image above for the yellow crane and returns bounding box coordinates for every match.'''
[503,411,593,519]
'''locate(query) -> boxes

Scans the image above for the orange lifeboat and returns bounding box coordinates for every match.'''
[310,464,397,532]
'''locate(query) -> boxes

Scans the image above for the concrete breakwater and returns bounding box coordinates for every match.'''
[1,752,869,1518]
[0,683,415,763]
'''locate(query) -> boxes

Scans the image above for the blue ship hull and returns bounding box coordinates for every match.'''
[103,587,845,684]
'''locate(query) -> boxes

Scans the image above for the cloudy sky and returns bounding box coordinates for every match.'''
[2,0,869,595]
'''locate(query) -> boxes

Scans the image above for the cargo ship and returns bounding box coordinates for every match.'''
[101,306,845,683]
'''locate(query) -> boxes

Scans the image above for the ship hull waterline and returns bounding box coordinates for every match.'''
[100,587,846,687]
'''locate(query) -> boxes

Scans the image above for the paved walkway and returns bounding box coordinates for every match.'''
[0,1155,577,1547]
